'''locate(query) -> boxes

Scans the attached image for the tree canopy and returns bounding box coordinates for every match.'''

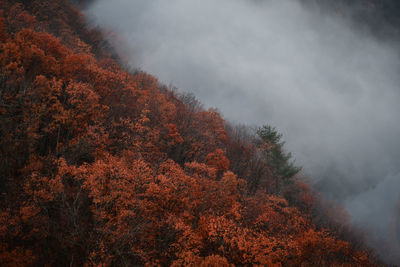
[0,0,380,266]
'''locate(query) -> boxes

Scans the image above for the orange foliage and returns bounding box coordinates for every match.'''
[0,0,379,266]
[205,148,230,174]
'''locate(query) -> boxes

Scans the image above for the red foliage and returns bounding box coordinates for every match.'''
[205,148,230,175]
[0,0,380,266]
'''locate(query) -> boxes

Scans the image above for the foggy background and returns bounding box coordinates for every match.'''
[85,0,400,263]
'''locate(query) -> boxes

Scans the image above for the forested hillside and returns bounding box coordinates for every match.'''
[0,0,382,265]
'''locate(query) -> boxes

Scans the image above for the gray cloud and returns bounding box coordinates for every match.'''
[85,0,400,263]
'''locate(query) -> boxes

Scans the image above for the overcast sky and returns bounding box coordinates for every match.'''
[85,0,400,263]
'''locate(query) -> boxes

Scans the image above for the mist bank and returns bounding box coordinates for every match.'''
[85,0,400,263]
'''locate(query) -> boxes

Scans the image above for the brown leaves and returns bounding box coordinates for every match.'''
[0,1,379,266]
[205,148,230,173]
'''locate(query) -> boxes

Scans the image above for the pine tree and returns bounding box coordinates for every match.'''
[256,125,301,193]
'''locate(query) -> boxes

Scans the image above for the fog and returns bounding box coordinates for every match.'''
[85,0,400,263]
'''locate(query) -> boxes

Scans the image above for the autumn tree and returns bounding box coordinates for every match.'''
[0,1,380,266]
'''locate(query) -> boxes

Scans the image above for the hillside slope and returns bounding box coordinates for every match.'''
[0,0,380,266]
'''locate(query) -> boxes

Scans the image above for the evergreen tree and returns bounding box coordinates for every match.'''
[256,125,301,193]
